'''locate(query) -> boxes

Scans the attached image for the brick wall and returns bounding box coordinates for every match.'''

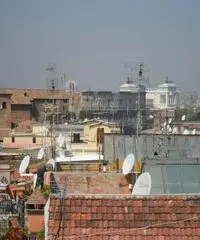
[0,94,11,129]
[11,104,31,126]
[48,195,200,240]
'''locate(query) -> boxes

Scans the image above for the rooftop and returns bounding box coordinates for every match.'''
[26,189,47,205]
[47,194,200,239]
[0,88,79,105]
[50,172,130,195]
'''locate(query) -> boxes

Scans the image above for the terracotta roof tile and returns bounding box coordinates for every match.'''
[47,195,200,239]
[26,189,46,205]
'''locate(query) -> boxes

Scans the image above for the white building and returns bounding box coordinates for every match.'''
[146,79,180,110]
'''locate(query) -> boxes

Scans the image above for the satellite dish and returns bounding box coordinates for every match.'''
[122,153,135,175]
[46,158,55,171]
[19,156,30,174]
[192,129,196,135]
[168,126,172,133]
[132,172,151,196]
[183,129,189,135]
[37,148,44,160]
[181,115,186,121]
[33,174,37,188]
[172,127,178,134]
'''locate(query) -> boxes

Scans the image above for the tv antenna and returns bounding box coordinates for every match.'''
[124,60,150,135]
[45,63,58,160]
[46,63,58,92]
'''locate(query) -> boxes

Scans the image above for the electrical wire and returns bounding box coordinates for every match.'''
[65,216,198,239]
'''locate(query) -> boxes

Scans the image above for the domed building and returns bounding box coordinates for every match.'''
[146,78,180,110]
[118,77,146,111]
[119,78,138,93]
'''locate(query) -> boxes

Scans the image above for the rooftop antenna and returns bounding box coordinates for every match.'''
[124,61,149,182]
[136,62,144,137]
[46,64,59,161]
[124,60,150,135]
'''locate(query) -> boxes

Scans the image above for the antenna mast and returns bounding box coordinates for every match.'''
[46,63,58,159]
[136,63,144,137]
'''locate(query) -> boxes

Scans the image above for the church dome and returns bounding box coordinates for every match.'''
[119,77,138,92]
[158,78,176,89]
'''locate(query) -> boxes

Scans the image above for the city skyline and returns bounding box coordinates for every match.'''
[0,0,200,92]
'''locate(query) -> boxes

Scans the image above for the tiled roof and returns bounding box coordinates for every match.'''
[26,189,46,205]
[4,217,24,240]
[4,229,24,240]
[0,88,79,105]
[48,195,200,240]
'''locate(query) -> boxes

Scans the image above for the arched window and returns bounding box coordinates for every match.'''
[2,102,6,109]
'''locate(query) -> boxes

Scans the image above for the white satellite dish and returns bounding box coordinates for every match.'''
[183,129,189,135]
[132,172,151,196]
[46,158,55,171]
[19,155,30,174]
[37,148,44,160]
[168,126,172,133]
[181,115,186,121]
[33,174,37,188]
[192,129,196,135]
[172,127,178,134]
[122,153,135,175]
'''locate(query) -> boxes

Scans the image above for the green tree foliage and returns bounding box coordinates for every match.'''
[36,228,45,240]
[175,108,200,122]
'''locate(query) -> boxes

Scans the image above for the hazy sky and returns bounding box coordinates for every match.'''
[0,0,200,92]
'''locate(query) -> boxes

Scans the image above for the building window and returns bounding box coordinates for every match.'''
[11,136,15,143]
[33,136,36,143]
[2,102,6,109]
[160,95,166,104]
[146,99,154,107]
